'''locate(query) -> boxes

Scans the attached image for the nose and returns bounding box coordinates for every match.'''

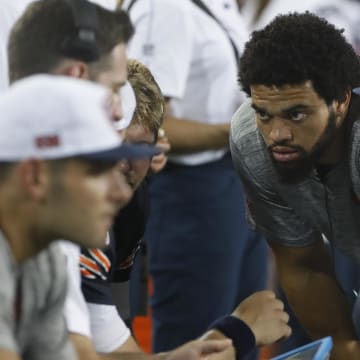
[110,168,133,209]
[268,118,293,143]
[111,92,123,122]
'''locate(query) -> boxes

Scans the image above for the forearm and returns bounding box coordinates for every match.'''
[283,268,354,332]
[330,340,360,359]
[163,115,229,154]
[0,350,21,360]
[199,330,235,360]
[271,241,358,358]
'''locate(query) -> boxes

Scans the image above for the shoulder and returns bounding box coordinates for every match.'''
[231,99,258,140]
[230,99,263,166]
[36,243,69,303]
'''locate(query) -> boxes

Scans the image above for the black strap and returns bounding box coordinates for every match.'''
[191,0,240,70]
[61,0,100,62]
[126,0,138,12]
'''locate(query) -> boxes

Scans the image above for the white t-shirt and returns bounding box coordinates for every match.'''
[59,241,92,338]
[241,0,360,49]
[124,0,248,165]
[86,303,131,353]
[59,240,131,353]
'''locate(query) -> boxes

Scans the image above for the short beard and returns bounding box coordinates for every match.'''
[269,109,338,183]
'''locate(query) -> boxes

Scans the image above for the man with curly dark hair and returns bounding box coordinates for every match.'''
[230,11,360,359]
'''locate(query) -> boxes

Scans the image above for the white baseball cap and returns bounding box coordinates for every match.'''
[0,75,160,161]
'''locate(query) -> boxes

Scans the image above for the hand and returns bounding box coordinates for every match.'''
[232,290,291,346]
[150,129,171,174]
[165,339,232,360]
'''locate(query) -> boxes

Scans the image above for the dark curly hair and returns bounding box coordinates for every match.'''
[239,12,360,104]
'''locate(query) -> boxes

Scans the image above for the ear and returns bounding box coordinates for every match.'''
[333,89,351,123]
[54,60,89,79]
[18,159,49,201]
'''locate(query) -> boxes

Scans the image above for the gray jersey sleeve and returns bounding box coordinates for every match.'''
[350,120,360,198]
[230,102,319,246]
[27,246,77,360]
[0,265,19,354]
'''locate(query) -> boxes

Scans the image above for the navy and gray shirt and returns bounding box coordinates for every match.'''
[80,184,148,305]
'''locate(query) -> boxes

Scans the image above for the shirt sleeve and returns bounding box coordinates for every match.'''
[86,303,131,353]
[127,0,194,99]
[0,261,18,353]
[59,241,91,337]
[27,245,78,360]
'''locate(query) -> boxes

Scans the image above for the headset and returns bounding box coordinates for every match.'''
[61,0,100,62]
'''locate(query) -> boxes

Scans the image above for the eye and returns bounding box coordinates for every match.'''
[84,160,117,175]
[256,110,270,122]
[288,111,306,122]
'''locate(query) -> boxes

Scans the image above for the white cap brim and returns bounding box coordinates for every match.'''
[114,81,136,131]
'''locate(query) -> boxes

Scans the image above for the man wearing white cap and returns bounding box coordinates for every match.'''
[7,0,179,357]
[7,0,176,355]
[0,74,159,360]
[8,0,141,353]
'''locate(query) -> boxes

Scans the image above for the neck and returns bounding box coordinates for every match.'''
[0,208,49,263]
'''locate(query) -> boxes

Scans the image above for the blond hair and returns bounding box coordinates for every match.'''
[127,59,164,137]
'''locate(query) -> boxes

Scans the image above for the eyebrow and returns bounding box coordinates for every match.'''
[251,103,310,117]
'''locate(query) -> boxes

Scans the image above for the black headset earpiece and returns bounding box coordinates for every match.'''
[61,0,100,62]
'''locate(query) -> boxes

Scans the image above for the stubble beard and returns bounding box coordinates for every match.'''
[269,109,338,183]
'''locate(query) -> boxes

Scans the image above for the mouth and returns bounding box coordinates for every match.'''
[271,146,300,162]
